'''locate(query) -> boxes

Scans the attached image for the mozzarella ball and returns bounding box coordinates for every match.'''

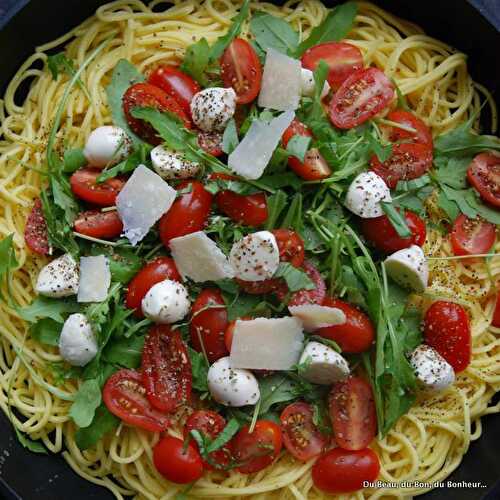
[410,345,455,391]
[384,245,428,293]
[299,341,350,385]
[190,87,237,132]
[150,145,200,180]
[207,356,260,407]
[300,68,330,98]
[83,126,131,168]
[58,313,98,366]
[344,171,392,218]
[141,279,190,324]
[35,253,79,298]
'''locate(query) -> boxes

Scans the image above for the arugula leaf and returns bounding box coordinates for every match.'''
[380,202,412,238]
[18,296,79,323]
[258,374,298,414]
[62,148,87,173]
[97,143,152,182]
[69,378,101,428]
[437,190,460,221]
[274,263,314,292]
[47,52,90,99]
[294,2,357,56]
[205,418,240,454]
[103,334,145,368]
[222,118,239,154]
[368,134,393,163]
[250,11,299,55]
[30,318,61,346]
[265,190,287,230]
[188,346,209,392]
[286,135,311,163]
[433,156,470,189]
[75,404,119,450]
[15,429,47,454]
[106,59,146,145]
[308,60,330,122]
[0,234,18,300]
[466,190,500,224]
[180,38,210,86]
[440,185,477,218]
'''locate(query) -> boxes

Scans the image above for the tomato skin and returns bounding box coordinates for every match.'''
[198,131,224,157]
[190,289,229,363]
[384,110,433,146]
[318,298,375,353]
[159,180,212,246]
[221,38,262,104]
[312,448,380,493]
[184,410,230,469]
[467,152,500,207]
[70,168,125,206]
[123,83,191,144]
[450,214,496,256]
[361,210,426,253]
[74,210,123,239]
[25,198,49,255]
[216,190,268,226]
[329,377,377,451]
[370,142,433,189]
[282,119,331,181]
[125,257,181,314]
[153,436,203,484]
[103,369,170,432]
[141,325,192,412]
[301,42,364,90]
[329,67,395,129]
[492,292,500,328]
[236,277,284,295]
[272,229,305,268]
[286,261,326,306]
[232,420,282,474]
[280,402,328,461]
[424,301,471,372]
[148,65,200,118]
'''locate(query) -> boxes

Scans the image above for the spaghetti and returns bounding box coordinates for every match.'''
[0,1,499,499]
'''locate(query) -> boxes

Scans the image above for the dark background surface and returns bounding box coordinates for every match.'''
[0,0,499,499]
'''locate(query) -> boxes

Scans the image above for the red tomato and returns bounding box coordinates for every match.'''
[301,42,364,90]
[190,289,228,363]
[148,65,200,117]
[329,377,377,451]
[70,168,125,206]
[224,316,252,351]
[73,210,123,239]
[198,131,224,157]
[159,180,212,246]
[318,298,375,353]
[236,277,284,295]
[492,292,500,328]
[220,38,262,104]
[184,410,231,469]
[123,82,191,144]
[103,369,170,432]
[232,420,282,474]
[467,152,500,208]
[272,229,305,268]
[280,402,328,461]
[282,119,331,181]
[384,110,433,146]
[287,261,326,306]
[153,436,203,484]
[312,448,380,493]
[329,67,395,129]
[24,198,49,255]
[141,325,192,412]
[216,190,268,226]
[361,210,426,253]
[424,301,471,372]
[125,257,181,314]
[370,143,433,189]
[450,214,496,256]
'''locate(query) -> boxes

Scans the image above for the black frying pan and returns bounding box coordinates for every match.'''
[0,1,499,498]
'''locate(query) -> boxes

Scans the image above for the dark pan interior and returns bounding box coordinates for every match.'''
[0,1,499,499]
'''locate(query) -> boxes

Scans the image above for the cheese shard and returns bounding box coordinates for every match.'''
[116,164,176,245]
[169,231,234,282]
[258,48,301,111]
[289,304,346,332]
[230,317,304,370]
[228,110,294,180]
[77,255,111,303]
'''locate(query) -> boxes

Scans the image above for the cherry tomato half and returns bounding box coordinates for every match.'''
[24,198,49,255]
[492,292,500,328]
[312,448,380,493]
[280,402,328,461]
[159,180,212,246]
[125,257,181,315]
[198,131,224,157]
[329,67,395,129]
[467,152,500,208]
[123,82,191,144]
[384,109,433,147]
[148,65,200,118]
[190,289,229,363]
[272,229,305,268]
[221,38,262,104]
[103,369,170,432]
[424,301,471,372]
[232,420,282,474]
[70,168,125,206]
[74,210,123,239]
[318,298,375,353]
[216,190,268,226]
[153,436,203,484]
[450,214,496,256]
[301,42,364,90]
[141,325,192,412]
[361,210,426,253]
